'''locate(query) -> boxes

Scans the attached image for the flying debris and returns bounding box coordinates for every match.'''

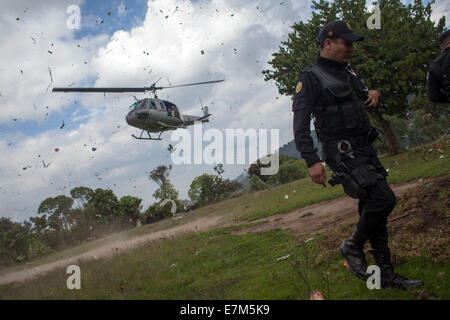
[60,120,65,129]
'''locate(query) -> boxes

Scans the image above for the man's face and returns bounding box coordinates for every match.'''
[324,37,354,63]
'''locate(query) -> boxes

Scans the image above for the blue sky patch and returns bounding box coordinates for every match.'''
[73,0,148,40]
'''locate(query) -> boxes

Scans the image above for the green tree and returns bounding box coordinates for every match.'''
[149,165,180,201]
[248,153,299,183]
[148,165,181,219]
[86,188,120,224]
[278,159,309,184]
[119,196,143,224]
[37,195,74,231]
[188,172,242,206]
[70,186,94,208]
[263,0,445,154]
[29,214,49,234]
[149,165,172,188]
[249,175,269,192]
[188,173,216,206]
[0,217,35,266]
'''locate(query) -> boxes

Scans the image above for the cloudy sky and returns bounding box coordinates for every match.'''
[0,0,448,223]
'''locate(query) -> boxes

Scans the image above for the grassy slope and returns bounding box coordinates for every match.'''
[0,139,449,299]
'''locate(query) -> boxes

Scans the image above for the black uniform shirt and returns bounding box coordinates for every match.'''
[292,55,368,168]
[427,47,450,103]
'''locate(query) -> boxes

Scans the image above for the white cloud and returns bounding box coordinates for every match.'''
[431,0,449,26]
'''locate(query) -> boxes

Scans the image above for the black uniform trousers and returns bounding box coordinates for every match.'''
[325,144,396,247]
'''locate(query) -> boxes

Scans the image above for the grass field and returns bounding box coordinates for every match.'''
[0,138,449,299]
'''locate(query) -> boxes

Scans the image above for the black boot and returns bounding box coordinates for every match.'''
[369,247,424,290]
[339,228,369,281]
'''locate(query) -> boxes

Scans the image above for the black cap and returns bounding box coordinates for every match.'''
[319,20,364,44]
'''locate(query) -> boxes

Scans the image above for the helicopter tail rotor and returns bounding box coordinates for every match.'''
[203,106,209,117]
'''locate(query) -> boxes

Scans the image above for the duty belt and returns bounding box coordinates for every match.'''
[323,131,371,149]
[322,130,374,160]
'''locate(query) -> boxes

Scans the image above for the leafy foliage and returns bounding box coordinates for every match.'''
[248,153,307,187]
[188,171,242,207]
[249,175,269,192]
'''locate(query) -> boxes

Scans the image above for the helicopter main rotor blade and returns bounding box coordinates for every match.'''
[53,79,225,93]
[52,87,150,93]
[153,79,225,90]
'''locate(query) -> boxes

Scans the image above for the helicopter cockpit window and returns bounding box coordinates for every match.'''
[159,101,165,110]
[150,100,157,110]
[137,100,146,109]
[129,103,136,111]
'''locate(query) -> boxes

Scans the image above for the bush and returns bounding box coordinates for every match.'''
[249,175,269,192]
[28,239,53,259]
[278,160,308,184]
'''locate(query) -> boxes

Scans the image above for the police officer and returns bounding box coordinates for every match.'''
[293,21,423,289]
[427,30,450,103]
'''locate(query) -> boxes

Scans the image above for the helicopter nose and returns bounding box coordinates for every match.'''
[136,110,149,119]
[126,113,133,125]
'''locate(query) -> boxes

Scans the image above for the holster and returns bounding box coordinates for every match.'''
[329,164,379,199]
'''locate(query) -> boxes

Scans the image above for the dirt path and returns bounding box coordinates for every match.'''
[230,180,420,236]
[0,180,421,286]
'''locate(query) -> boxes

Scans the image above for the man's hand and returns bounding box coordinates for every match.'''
[364,90,380,108]
[309,162,326,187]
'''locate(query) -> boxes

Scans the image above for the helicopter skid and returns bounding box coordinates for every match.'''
[132,130,163,141]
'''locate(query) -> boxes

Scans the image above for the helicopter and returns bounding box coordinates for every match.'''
[52,79,224,140]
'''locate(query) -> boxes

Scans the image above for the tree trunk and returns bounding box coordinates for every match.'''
[372,109,403,155]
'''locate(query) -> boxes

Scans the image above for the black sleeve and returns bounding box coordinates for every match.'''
[427,69,448,103]
[292,72,321,168]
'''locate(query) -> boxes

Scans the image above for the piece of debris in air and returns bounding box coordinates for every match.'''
[60,120,65,129]
[276,254,290,261]
[201,50,205,55]
[167,144,175,153]
[92,147,97,152]
[42,161,50,168]
[309,290,325,300]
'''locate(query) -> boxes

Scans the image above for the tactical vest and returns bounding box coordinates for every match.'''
[308,64,371,140]
[430,49,450,100]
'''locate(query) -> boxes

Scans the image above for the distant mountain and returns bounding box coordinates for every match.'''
[234,130,322,188]
[278,130,322,160]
